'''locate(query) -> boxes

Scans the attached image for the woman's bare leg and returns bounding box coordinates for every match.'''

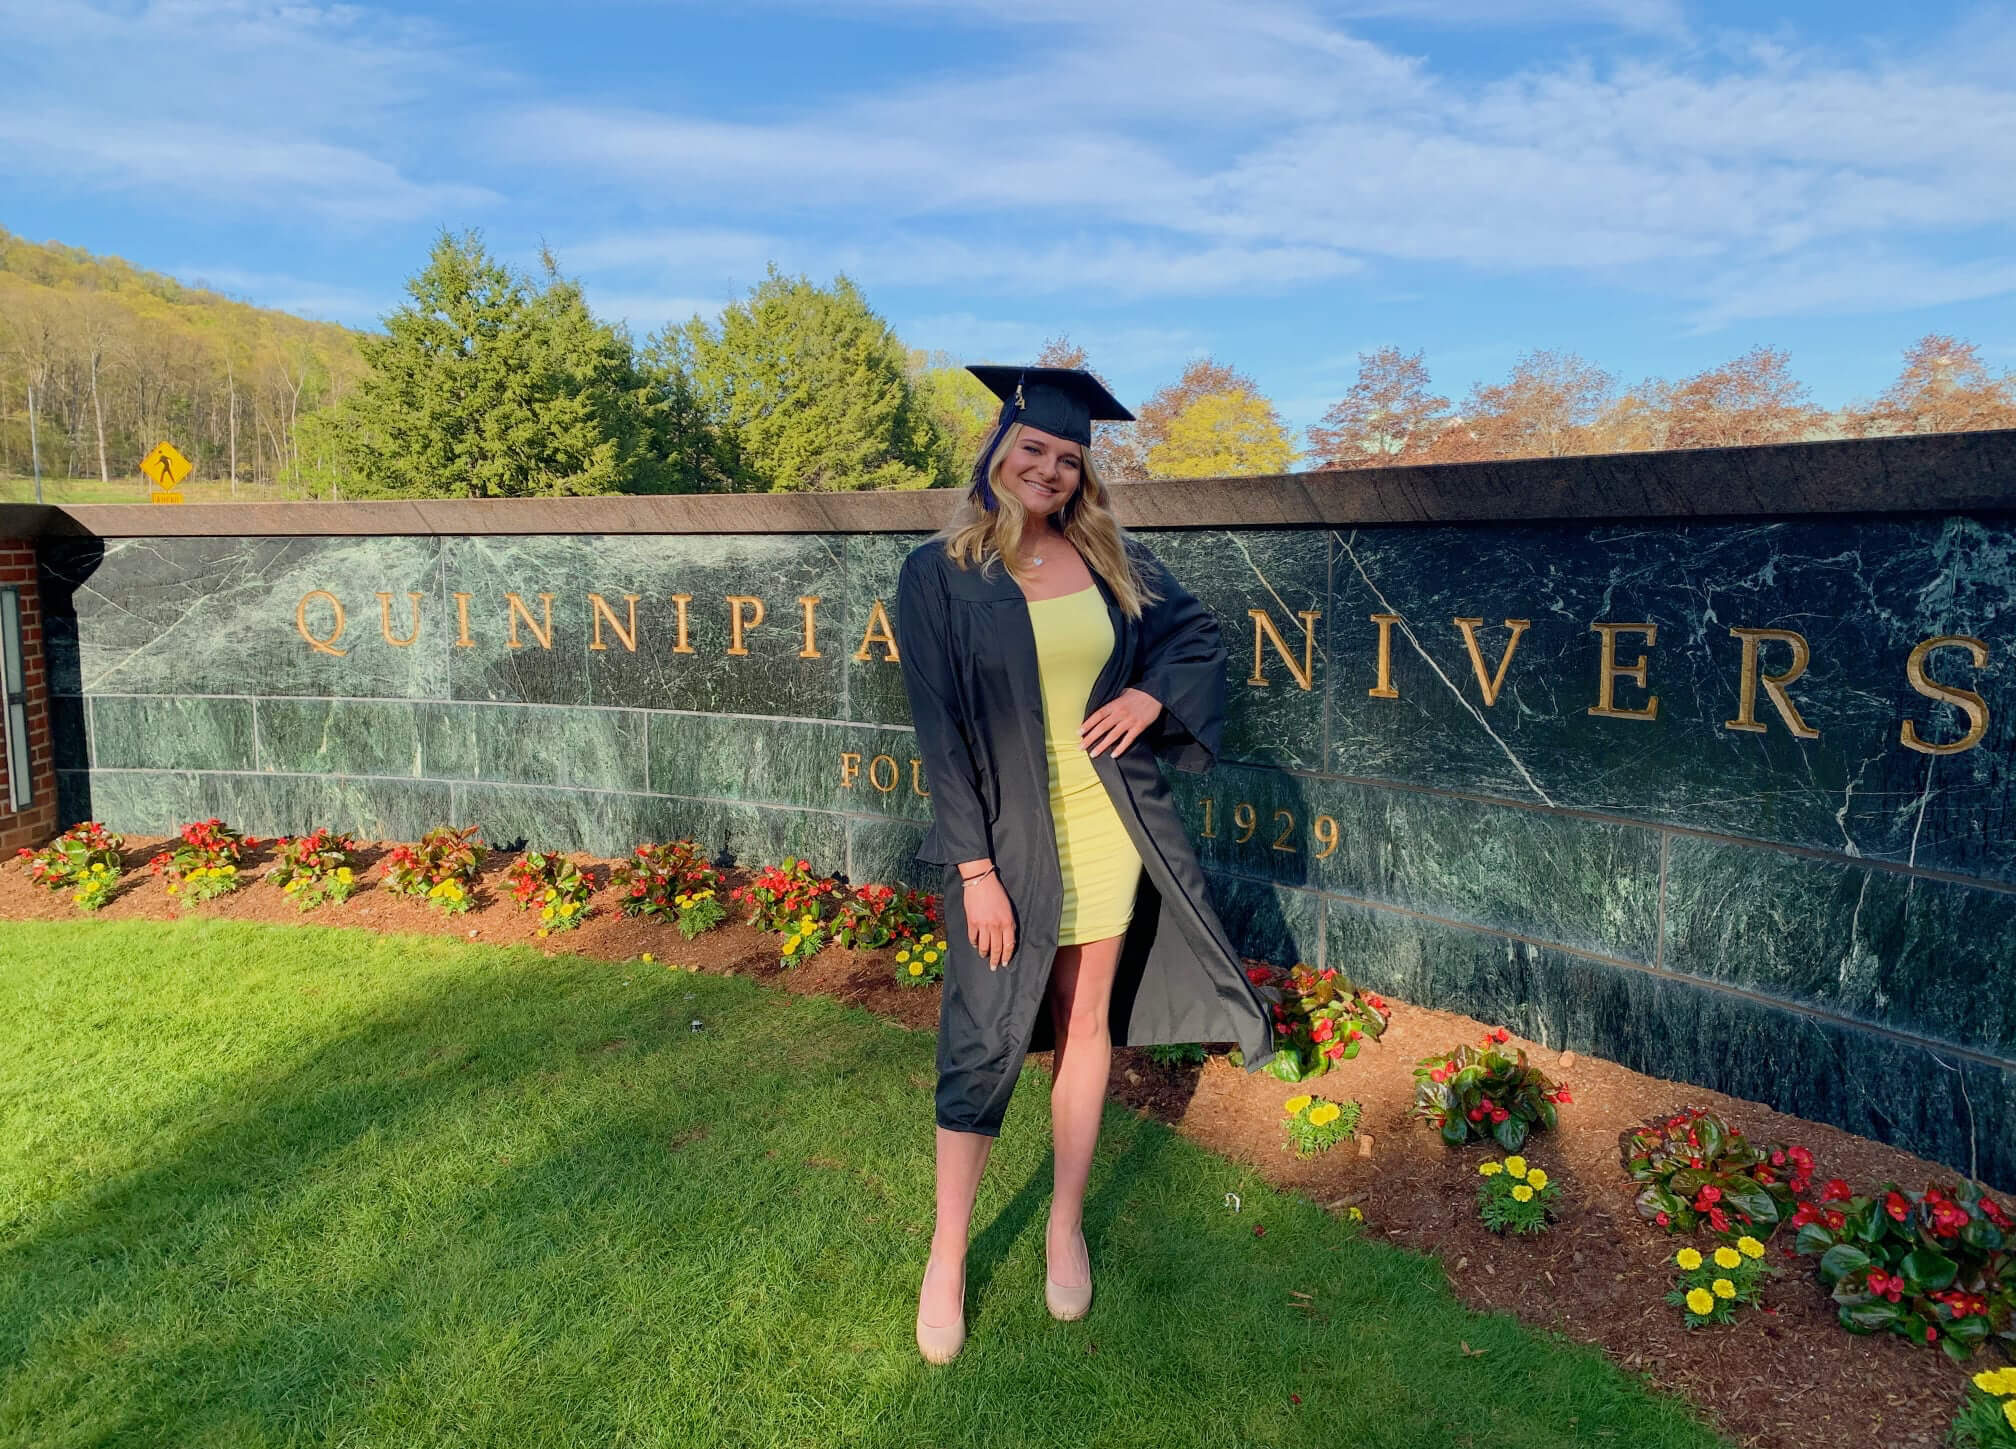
[920,1127,992,1326]
[1045,935,1125,1286]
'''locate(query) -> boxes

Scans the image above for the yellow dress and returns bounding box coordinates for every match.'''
[1026,585,1140,945]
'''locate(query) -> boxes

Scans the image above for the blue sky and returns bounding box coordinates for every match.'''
[5,0,2014,437]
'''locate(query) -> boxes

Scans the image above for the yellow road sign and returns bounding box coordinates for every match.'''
[150,490,185,505]
[141,441,192,490]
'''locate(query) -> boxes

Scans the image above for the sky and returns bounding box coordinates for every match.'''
[4,0,2014,436]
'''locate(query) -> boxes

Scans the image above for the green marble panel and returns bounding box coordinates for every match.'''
[647,712,927,820]
[420,703,648,794]
[196,772,453,843]
[440,534,845,717]
[38,535,445,700]
[841,533,922,727]
[845,815,934,889]
[74,770,207,836]
[448,782,846,867]
[1171,765,1660,961]
[1203,872,1324,971]
[1662,836,2016,1063]
[90,696,255,773]
[1323,899,2016,1190]
[1146,529,1329,772]
[255,699,424,778]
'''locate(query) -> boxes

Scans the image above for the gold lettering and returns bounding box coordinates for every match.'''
[452,592,475,648]
[797,596,823,658]
[1368,613,1401,699]
[669,594,694,654]
[295,590,348,657]
[854,598,899,662]
[1588,622,1659,721]
[725,595,766,656]
[1901,635,1990,755]
[868,754,899,792]
[1246,609,1321,691]
[588,592,641,653]
[504,592,555,651]
[1452,617,1531,707]
[839,751,863,788]
[375,591,423,648]
[909,757,930,798]
[1725,627,1818,738]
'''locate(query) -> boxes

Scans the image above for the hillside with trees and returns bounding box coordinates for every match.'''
[0,226,364,494]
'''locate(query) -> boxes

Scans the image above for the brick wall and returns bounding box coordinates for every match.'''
[0,539,58,855]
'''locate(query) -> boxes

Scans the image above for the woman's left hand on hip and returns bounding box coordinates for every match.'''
[1080,687,1162,758]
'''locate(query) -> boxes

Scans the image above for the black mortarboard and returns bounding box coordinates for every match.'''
[966,365,1133,447]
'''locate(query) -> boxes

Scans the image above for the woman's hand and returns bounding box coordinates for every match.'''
[961,873,1016,969]
[1080,687,1163,758]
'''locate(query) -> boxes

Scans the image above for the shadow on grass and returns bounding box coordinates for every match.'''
[0,921,1730,1449]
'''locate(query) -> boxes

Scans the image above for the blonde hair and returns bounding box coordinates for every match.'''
[940,422,1156,617]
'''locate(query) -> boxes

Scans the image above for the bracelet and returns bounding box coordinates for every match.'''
[958,865,998,886]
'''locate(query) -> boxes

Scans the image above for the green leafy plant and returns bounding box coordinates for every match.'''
[1411,1028,1570,1151]
[1476,1154,1560,1236]
[729,858,844,939]
[16,821,126,906]
[610,840,719,922]
[1665,1236,1771,1327]
[506,850,595,934]
[381,825,486,915]
[831,882,940,950]
[267,828,361,911]
[1954,1366,2016,1447]
[1281,1093,1359,1159]
[1791,1179,2015,1361]
[1619,1107,1813,1239]
[893,932,948,987]
[148,818,254,904]
[1232,963,1389,1083]
[671,885,726,940]
[1143,1042,1208,1069]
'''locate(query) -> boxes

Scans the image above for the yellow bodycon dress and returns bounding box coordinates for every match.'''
[1027,585,1141,945]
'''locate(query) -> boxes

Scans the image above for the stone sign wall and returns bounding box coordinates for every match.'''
[10,430,2015,1188]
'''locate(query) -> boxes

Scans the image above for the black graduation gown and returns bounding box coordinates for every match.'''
[894,536,1278,1136]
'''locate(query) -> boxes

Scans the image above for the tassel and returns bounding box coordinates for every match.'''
[969,374,1028,510]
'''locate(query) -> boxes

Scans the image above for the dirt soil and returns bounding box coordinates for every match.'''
[2,836,1996,1449]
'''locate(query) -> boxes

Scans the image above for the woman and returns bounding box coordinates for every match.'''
[894,364,1276,1365]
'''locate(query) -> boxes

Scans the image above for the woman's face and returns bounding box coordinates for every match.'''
[999,425,1084,522]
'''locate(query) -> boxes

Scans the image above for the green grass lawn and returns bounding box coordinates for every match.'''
[0,920,1727,1449]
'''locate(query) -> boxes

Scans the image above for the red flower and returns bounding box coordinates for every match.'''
[1884,1191,1911,1222]
[1707,1206,1730,1233]
[1925,1326,1938,1343]
[1468,1107,1485,1123]
[1824,1209,1845,1231]
[1323,1042,1345,1061]
[1490,1028,1510,1044]
[1770,1149,1786,1167]
[1655,1211,1670,1227]
[1310,1019,1335,1043]
[1552,1088,1573,1104]
[1695,1185,1722,1206]
[1821,1179,1852,1203]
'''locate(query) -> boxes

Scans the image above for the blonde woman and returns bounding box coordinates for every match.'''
[894,365,1277,1364]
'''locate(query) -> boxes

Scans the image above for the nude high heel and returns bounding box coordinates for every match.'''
[1045,1229,1093,1321]
[916,1260,966,1364]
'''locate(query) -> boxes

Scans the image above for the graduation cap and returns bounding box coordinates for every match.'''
[967,365,1133,447]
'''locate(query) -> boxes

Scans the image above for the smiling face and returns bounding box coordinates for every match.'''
[997,424,1084,522]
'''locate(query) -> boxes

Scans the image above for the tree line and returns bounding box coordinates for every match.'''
[4,226,2012,499]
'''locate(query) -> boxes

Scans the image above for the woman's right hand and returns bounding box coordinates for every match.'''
[961,874,1016,969]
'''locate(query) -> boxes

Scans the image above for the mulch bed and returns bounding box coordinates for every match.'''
[2,836,1994,1449]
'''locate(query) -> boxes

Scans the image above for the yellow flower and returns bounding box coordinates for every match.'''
[1675,1248,1703,1271]
[783,934,801,953]
[336,867,353,882]
[641,952,655,964]
[1347,1207,1364,1222]
[1283,1095,1312,1115]
[923,951,939,964]
[1504,1156,1527,1179]
[908,962,924,977]
[560,901,579,915]
[1309,1103,1341,1127]
[1685,1288,1714,1316]
[1712,1278,1736,1300]
[2004,1401,2016,1434]
[1478,1161,1504,1177]
[1526,1169,1548,1190]
[1974,1367,2016,1397]
[1511,1184,1534,1203]
[896,949,911,963]
[1737,1236,1765,1259]
[799,916,817,931]
[1714,1246,1742,1270]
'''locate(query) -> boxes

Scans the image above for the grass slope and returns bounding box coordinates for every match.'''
[0,920,1726,1449]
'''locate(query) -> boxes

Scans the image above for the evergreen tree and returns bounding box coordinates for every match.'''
[336,232,680,499]
[664,267,940,492]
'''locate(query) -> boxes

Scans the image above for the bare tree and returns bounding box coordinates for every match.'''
[1651,346,1826,450]
[1430,349,1616,462]
[1307,346,1449,468]
[1844,334,2016,437]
